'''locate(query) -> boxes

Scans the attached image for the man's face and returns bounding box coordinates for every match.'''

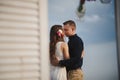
[63,24,73,37]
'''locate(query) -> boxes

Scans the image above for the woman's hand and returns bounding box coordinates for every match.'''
[51,56,59,66]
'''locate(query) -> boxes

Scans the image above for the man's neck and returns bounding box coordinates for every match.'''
[69,34,77,39]
[71,33,76,36]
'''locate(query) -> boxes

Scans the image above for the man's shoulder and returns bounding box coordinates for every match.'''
[75,35,83,42]
[69,34,83,43]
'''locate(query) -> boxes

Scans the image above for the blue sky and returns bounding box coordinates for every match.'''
[48,0,119,80]
[48,0,116,45]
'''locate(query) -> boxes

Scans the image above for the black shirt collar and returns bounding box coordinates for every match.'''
[69,34,77,40]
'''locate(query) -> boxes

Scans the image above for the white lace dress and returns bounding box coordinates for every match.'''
[50,42,67,80]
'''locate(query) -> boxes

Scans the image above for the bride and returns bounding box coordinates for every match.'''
[49,25,69,80]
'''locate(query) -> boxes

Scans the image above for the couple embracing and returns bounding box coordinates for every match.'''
[49,20,84,80]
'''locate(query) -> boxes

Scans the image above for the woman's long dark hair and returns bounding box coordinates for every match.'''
[49,25,64,62]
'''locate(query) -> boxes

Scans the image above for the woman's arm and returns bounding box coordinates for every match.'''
[61,42,70,59]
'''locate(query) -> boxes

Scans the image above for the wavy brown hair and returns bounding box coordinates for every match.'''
[49,25,64,62]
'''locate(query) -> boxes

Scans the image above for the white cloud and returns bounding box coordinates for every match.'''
[49,0,77,14]
[84,15,101,22]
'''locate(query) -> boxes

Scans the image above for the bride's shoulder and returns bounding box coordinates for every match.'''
[61,42,68,48]
[56,41,67,47]
[57,41,65,44]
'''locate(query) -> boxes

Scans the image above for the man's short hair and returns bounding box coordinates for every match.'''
[63,20,76,29]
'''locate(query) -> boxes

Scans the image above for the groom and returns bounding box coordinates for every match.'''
[52,20,84,80]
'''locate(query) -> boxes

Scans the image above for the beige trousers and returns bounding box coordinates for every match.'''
[68,69,83,80]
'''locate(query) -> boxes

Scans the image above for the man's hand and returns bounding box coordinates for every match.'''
[51,55,59,66]
[81,50,84,58]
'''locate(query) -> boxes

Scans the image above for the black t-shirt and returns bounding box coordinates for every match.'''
[59,34,84,71]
